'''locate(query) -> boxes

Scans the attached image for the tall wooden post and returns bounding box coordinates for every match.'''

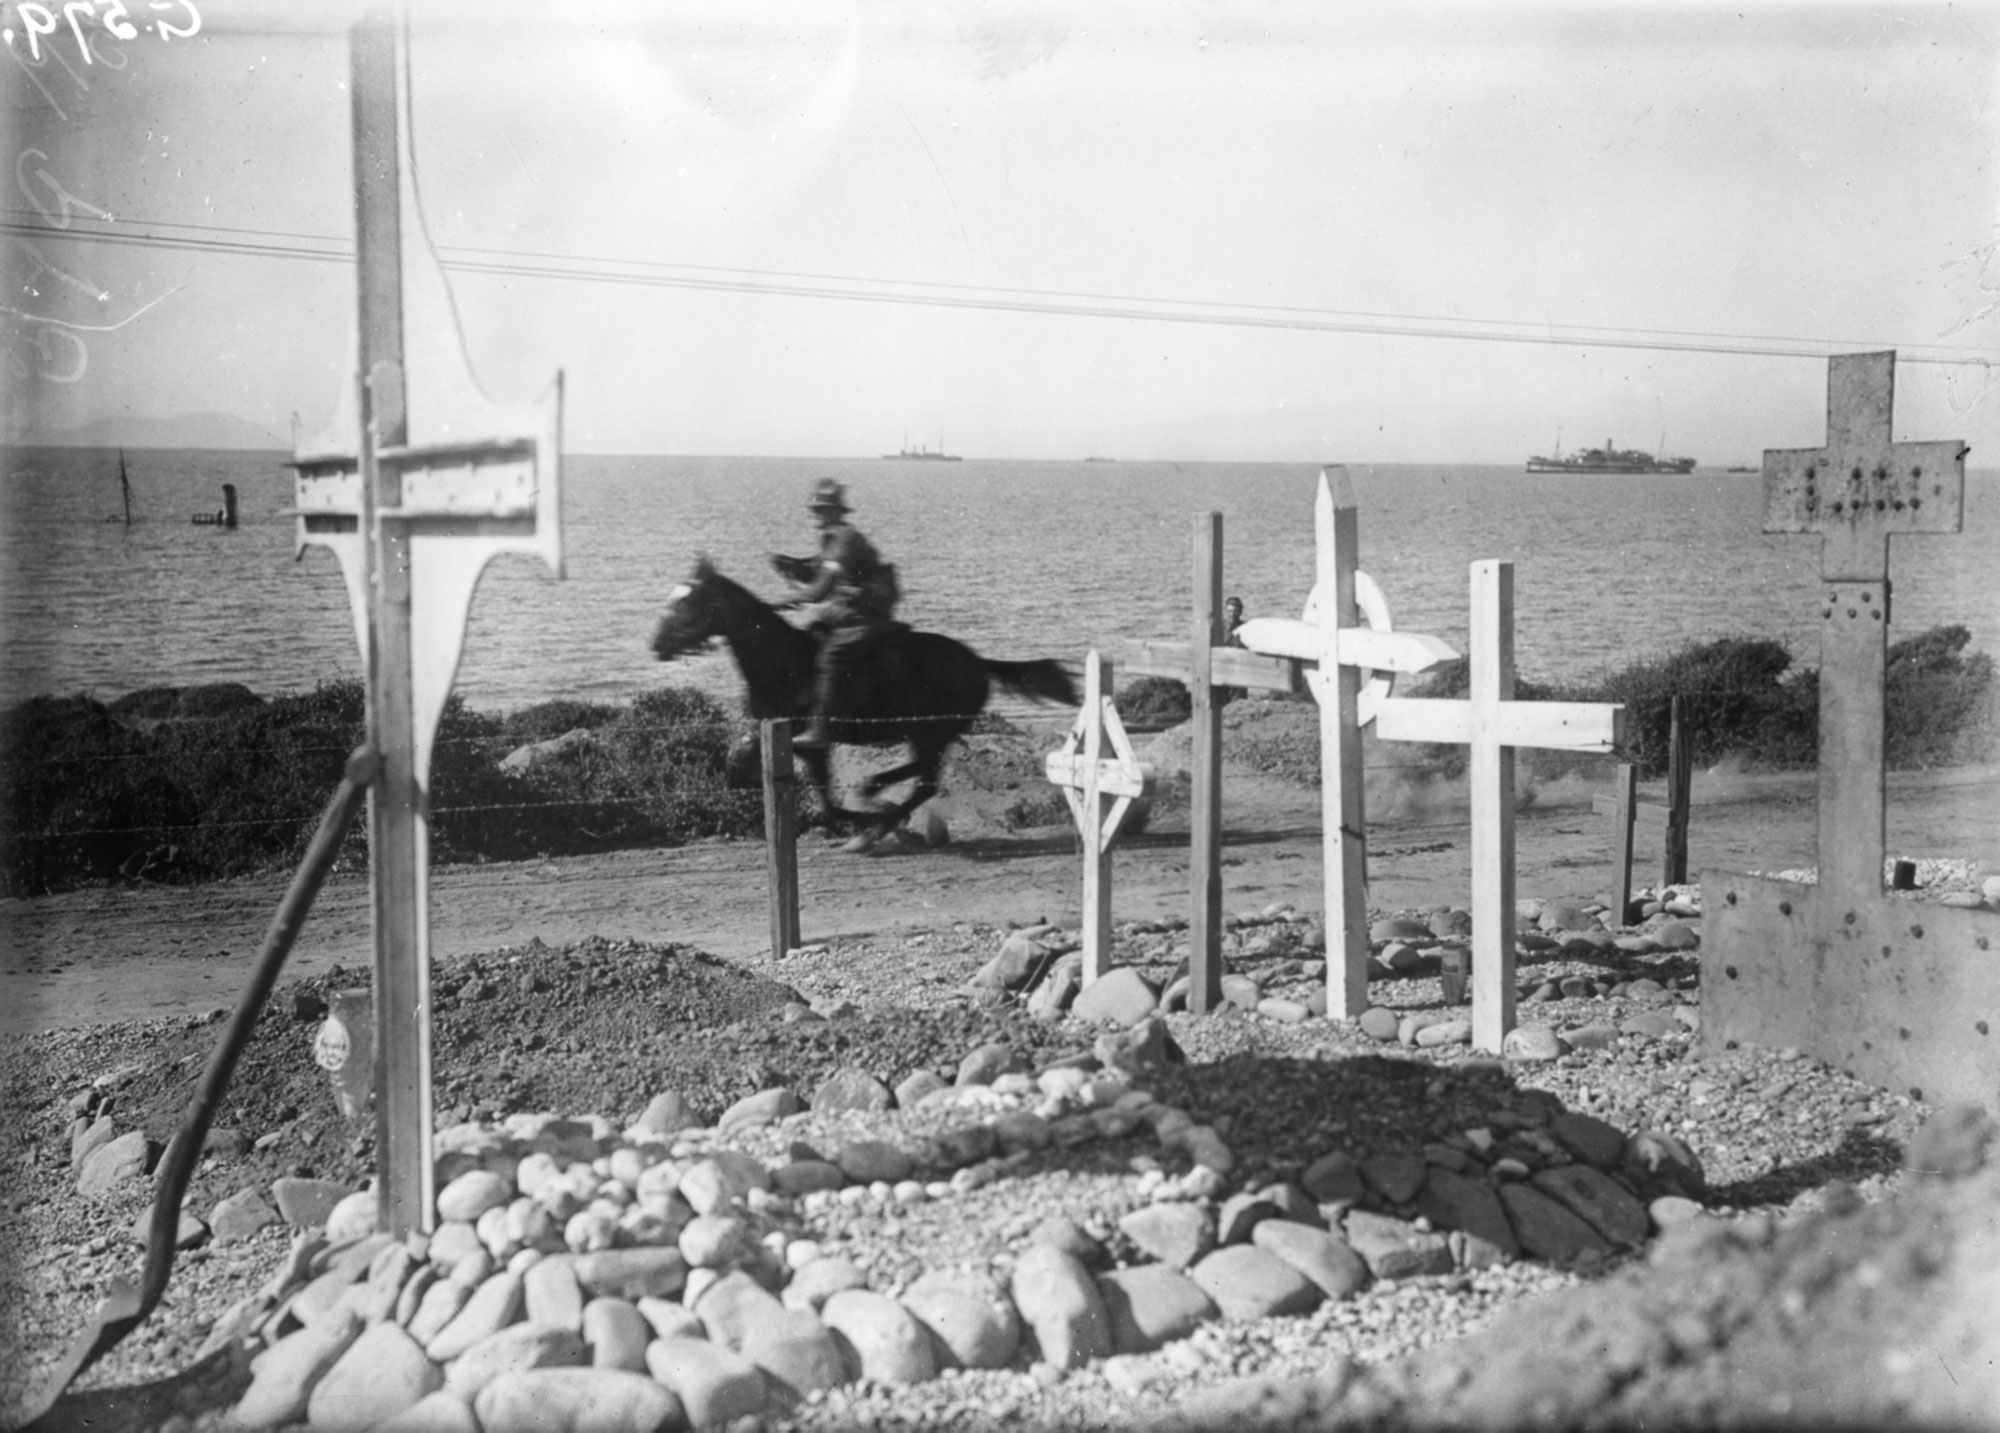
[761,719,800,958]
[1309,471,1369,1019]
[351,13,430,1237]
[1662,695,1692,887]
[1188,514,1226,1014]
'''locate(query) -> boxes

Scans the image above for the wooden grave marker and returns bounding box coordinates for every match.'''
[1232,469,1457,1018]
[1044,652,1156,983]
[1370,564,1625,1052]
[1593,694,1694,919]
[1125,469,1455,1017]
[1701,351,1995,1106]
[290,13,563,1236]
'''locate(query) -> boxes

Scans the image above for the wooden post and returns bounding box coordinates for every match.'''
[1311,471,1370,1020]
[1467,562,1518,1052]
[1188,514,1225,1014]
[761,719,800,959]
[1606,761,1638,922]
[350,13,430,1237]
[1662,694,1691,887]
[1044,653,1154,985]
[1080,656,1112,981]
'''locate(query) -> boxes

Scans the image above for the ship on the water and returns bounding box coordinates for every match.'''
[883,438,961,462]
[1526,437,1695,474]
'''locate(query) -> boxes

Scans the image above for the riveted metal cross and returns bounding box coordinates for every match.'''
[1703,352,1992,1107]
[1762,350,1966,897]
[290,11,563,1236]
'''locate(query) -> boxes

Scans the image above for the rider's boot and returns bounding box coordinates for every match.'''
[794,658,839,748]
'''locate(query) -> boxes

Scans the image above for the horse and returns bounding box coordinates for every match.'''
[650,556,1078,849]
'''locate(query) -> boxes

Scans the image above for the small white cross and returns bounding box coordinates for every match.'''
[1045,651,1155,984]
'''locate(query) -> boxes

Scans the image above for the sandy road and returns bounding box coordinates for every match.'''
[4,765,1993,1036]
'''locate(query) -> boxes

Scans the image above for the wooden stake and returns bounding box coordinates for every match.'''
[1606,761,1638,921]
[762,719,800,959]
[1663,694,1692,887]
[1188,514,1225,1014]
[1312,471,1370,1019]
[1467,561,1518,1053]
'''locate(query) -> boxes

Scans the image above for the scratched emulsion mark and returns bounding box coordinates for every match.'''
[1938,231,2000,416]
[2,2,194,394]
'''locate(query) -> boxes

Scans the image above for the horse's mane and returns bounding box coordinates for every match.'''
[693,557,814,654]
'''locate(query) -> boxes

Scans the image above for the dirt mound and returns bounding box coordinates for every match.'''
[32,936,1087,1207]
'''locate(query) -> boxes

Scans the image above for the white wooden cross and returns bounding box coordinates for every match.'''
[1371,564,1624,1051]
[1232,468,1457,1020]
[1045,652,1156,984]
[289,16,562,1236]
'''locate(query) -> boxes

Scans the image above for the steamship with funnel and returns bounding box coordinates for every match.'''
[1527,436,1695,474]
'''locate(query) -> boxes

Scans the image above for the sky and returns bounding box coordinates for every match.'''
[5,0,1997,463]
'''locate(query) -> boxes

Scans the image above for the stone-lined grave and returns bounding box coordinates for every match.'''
[203,997,1708,1432]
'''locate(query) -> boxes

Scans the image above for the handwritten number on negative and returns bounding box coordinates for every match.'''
[8,1,197,61]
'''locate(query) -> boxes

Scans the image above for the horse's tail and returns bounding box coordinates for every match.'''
[983,658,1078,707]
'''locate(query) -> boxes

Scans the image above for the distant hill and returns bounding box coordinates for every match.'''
[35,412,289,451]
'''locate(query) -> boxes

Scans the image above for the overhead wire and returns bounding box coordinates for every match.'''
[3,208,1991,368]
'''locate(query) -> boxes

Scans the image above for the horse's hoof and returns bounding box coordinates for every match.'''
[842,830,883,855]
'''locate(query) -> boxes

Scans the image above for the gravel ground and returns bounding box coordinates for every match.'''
[7,867,1995,1431]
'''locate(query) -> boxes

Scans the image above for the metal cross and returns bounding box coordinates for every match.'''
[290,12,563,1236]
[1763,350,1966,896]
[1701,351,1989,1108]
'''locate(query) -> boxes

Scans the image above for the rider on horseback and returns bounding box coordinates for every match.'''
[776,478,900,748]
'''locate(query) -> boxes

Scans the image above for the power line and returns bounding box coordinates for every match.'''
[4,209,1992,368]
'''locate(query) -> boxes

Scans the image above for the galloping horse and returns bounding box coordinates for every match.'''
[650,557,1077,849]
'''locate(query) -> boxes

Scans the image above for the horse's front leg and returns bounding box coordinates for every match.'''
[846,739,945,853]
[793,740,877,829]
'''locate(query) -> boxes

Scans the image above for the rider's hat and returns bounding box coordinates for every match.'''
[808,478,850,514]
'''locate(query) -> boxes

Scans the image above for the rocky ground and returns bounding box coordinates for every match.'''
[3,702,1997,1431]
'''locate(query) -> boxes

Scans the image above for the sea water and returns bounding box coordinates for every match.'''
[3,447,1995,718]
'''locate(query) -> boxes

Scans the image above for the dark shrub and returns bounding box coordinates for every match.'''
[499,699,624,746]
[1886,625,1995,767]
[175,682,265,718]
[3,695,162,891]
[1116,675,1192,727]
[107,687,184,720]
[1591,636,1816,775]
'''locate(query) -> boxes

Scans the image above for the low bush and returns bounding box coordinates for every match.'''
[1113,675,1192,727]
[1884,625,1995,768]
[3,626,1988,894]
[0,679,760,895]
[1392,625,1990,780]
